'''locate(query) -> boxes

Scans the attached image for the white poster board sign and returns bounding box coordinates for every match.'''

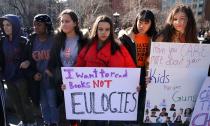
[144,42,210,124]
[190,77,210,126]
[61,67,140,121]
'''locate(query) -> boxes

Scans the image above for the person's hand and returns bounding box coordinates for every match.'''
[115,38,122,45]
[45,69,53,77]
[33,73,42,81]
[137,75,151,92]
[145,76,151,88]
[20,60,30,69]
[61,84,66,91]
[136,86,141,92]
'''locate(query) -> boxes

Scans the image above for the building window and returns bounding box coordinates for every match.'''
[197,12,202,15]
[199,4,203,7]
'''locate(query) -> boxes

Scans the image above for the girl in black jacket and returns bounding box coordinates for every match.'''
[46,9,87,126]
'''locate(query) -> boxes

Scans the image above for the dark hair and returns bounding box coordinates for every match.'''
[175,115,182,121]
[55,9,85,50]
[89,15,119,54]
[184,108,192,116]
[158,4,198,43]
[132,10,157,37]
[33,14,53,35]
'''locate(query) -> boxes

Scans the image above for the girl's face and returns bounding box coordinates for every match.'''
[172,11,188,34]
[33,21,47,35]
[60,14,76,34]
[97,21,110,42]
[137,20,151,34]
[3,20,12,36]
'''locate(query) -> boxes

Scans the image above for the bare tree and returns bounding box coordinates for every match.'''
[1,0,164,30]
[0,0,111,28]
[6,0,41,26]
[1,0,60,27]
[66,0,111,28]
[120,0,147,27]
[121,0,164,30]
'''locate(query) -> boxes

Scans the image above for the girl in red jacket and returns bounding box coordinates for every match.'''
[75,15,136,126]
[76,15,135,68]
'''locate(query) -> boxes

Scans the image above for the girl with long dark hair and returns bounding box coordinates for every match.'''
[119,9,157,125]
[46,9,87,126]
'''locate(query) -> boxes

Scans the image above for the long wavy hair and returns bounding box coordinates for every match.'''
[158,4,198,43]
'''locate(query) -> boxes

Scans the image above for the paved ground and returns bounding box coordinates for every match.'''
[1,82,43,126]
[6,108,43,126]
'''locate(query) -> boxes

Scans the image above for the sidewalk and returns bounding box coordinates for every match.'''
[7,108,43,126]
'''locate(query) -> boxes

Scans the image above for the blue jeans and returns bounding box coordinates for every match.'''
[40,88,59,124]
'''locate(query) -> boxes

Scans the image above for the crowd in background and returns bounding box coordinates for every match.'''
[0,3,209,126]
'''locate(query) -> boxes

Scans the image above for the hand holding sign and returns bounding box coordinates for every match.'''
[61,84,66,91]
[61,67,141,121]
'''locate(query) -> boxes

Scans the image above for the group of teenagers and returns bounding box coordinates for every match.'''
[0,3,200,126]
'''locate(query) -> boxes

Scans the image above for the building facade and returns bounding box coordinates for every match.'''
[204,0,210,21]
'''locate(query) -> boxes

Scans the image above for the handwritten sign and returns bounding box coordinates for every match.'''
[144,42,210,124]
[61,67,140,121]
[190,77,210,126]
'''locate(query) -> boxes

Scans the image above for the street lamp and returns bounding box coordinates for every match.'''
[113,12,120,18]
[113,12,120,33]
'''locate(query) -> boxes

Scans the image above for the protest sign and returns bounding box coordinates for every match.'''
[62,67,140,120]
[144,42,210,124]
[190,77,210,126]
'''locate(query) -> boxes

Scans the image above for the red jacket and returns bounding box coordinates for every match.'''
[76,40,136,67]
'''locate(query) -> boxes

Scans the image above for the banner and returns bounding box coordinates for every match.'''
[190,77,210,126]
[144,42,210,124]
[62,67,140,121]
